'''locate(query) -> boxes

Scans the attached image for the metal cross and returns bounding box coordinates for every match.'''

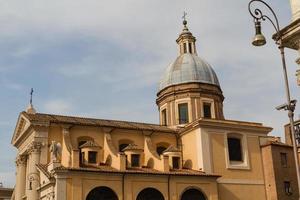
[30,88,34,105]
[182,11,187,21]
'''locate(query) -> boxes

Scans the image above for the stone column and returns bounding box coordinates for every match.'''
[15,155,27,200]
[26,142,42,200]
[290,0,300,21]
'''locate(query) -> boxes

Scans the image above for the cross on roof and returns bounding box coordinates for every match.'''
[30,88,33,105]
[182,11,187,21]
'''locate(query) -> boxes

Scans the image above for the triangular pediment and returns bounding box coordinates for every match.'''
[11,112,31,145]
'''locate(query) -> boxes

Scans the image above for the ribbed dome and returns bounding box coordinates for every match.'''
[159,53,220,91]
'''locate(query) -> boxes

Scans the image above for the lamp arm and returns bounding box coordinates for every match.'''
[248,0,281,40]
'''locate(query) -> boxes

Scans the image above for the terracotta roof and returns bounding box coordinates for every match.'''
[79,141,101,148]
[163,145,180,153]
[22,112,176,133]
[53,165,220,177]
[261,141,293,148]
[122,144,143,151]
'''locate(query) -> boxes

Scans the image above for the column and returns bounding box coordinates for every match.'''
[15,155,27,200]
[26,142,42,200]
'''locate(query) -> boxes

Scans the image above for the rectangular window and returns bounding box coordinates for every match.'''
[178,103,189,124]
[161,109,167,126]
[228,137,242,161]
[188,43,192,53]
[280,153,288,168]
[183,43,187,53]
[131,154,140,167]
[88,151,97,164]
[203,103,212,118]
[284,181,292,195]
[172,157,180,169]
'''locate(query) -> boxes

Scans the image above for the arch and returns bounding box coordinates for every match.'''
[180,188,207,200]
[136,188,164,200]
[86,186,118,200]
[156,142,170,156]
[118,139,134,152]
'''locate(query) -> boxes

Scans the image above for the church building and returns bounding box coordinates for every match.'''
[11,18,295,200]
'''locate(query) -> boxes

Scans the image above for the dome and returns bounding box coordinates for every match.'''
[159,53,220,91]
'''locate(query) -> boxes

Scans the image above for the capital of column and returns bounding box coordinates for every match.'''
[15,155,27,166]
[27,141,42,154]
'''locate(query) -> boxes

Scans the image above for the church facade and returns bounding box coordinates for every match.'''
[11,18,298,200]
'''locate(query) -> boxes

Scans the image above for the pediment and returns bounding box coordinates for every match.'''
[11,113,31,145]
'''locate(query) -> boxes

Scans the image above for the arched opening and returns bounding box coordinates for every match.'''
[136,188,164,200]
[118,139,134,152]
[181,188,206,200]
[86,186,118,200]
[156,142,170,156]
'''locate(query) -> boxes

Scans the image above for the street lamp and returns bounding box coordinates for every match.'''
[248,0,300,197]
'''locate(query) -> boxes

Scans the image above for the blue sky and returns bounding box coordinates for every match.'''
[0,0,299,187]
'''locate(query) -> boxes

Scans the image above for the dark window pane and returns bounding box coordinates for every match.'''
[161,109,167,126]
[183,43,187,53]
[228,137,242,161]
[156,146,167,156]
[131,154,140,167]
[188,43,192,53]
[280,153,288,167]
[82,152,85,163]
[88,151,97,164]
[172,157,180,169]
[284,181,292,195]
[178,103,189,124]
[203,103,212,118]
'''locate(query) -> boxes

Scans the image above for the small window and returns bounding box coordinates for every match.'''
[161,109,167,126]
[188,43,192,53]
[156,146,167,156]
[172,157,180,169]
[131,154,140,167]
[203,103,212,118]
[88,151,97,164]
[119,144,129,152]
[183,43,187,53]
[280,153,288,168]
[284,181,292,195]
[228,137,242,161]
[178,103,189,124]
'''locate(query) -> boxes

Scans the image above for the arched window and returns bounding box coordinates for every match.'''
[136,188,164,200]
[118,139,134,152]
[181,188,206,200]
[156,146,167,156]
[86,186,118,200]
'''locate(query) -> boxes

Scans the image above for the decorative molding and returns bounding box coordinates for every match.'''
[28,141,42,154]
[217,178,264,185]
[15,155,27,166]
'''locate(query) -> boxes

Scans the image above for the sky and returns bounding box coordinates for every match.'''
[0,0,299,187]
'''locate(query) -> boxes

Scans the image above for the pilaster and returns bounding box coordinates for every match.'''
[26,141,42,200]
[15,155,27,200]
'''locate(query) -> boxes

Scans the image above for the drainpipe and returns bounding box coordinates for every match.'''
[122,173,125,200]
[168,175,171,200]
